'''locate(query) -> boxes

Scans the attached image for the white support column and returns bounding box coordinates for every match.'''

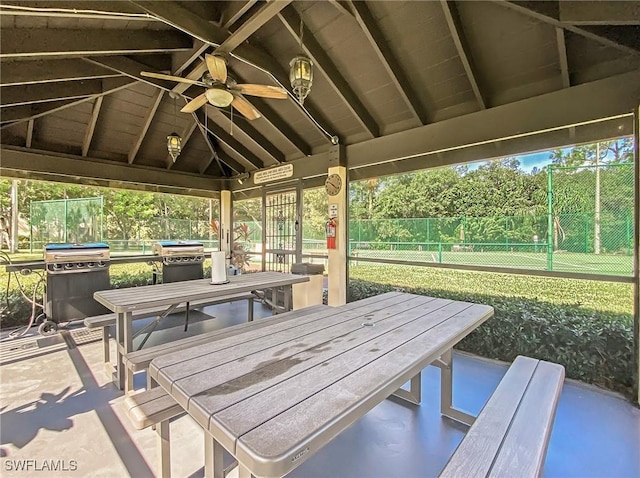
[220,190,233,260]
[327,165,347,306]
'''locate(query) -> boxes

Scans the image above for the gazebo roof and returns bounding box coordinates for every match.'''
[1,1,639,197]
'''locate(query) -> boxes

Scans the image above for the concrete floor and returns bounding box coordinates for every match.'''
[0,301,638,478]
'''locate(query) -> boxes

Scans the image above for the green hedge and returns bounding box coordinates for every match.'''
[348,279,633,396]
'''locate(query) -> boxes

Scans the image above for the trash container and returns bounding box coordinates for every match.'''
[291,262,325,310]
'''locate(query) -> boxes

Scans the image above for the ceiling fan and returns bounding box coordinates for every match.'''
[140,54,288,120]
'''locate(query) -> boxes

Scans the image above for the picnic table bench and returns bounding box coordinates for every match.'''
[124,304,329,478]
[93,272,310,392]
[146,292,493,477]
[85,292,255,371]
[439,355,565,478]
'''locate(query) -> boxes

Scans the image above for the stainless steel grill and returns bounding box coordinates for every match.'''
[43,243,111,325]
[153,241,204,282]
[44,242,110,274]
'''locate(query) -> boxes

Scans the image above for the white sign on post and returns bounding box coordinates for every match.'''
[329,204,338,218]
[254,164,294,184]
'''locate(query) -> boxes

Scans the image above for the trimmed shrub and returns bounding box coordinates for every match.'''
[348,279,633,396]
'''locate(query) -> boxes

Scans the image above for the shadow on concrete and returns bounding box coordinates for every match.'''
[0,332,154,476]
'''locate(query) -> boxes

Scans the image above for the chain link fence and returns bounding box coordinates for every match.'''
[344,162,634,277]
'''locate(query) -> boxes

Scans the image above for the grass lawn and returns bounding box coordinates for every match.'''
[349,264,633,319]
[351,249,633,276]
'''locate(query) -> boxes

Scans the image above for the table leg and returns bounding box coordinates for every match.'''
[392,372,421,405]
[204,434,224,478]
[115,312,124,390]
[438,349,475,426]
[283,285,292,311]
[238,464,255,478]
[116,311,134,392]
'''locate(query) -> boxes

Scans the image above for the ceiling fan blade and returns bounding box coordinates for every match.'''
[205,54,227,83]
[140,71,205,86]
[231,95,261,120]
[234,84,288,99]
[181,93,209,113]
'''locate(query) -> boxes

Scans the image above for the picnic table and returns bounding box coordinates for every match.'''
[148,291,493,477]
[93,271,310,392]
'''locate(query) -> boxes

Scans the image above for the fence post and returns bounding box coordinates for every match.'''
[547,165,554,271]
[438,242,442,263]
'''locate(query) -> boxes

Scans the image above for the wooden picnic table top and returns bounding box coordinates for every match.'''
[93,271,309,313]
[149,291,493,477]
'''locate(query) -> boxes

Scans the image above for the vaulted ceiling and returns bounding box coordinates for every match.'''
[1,1,639,198]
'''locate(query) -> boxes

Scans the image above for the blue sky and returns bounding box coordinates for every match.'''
[466,149,568,173]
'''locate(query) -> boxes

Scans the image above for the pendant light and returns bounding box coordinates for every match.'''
[289,17,313,105]
[167,93,182,162]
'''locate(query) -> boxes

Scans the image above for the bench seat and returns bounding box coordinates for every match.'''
[439,355,565,478]
[123,304,329,477]
[124,303,329,376]
[85,292,255,367]
[124,386,184,478]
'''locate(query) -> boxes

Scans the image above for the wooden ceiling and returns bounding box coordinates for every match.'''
[1,1,639,198]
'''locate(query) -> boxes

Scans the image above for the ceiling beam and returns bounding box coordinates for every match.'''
[347,0,429,123]
[203,109,264,170]
[278,6,380,138]
[166,119,197,169]
[128,90,164,164]
[212,109,285,164]
[230,69,640,191]
[25,119,34,148]
[192,113,224,174]
[558,1,640,26]
[192,111,245,174]
[222,0,259,28]
[0,28,192,60]
[1,79,104,108]
[82,96,103,157]
[493,1,640,55]
[0,1,149,20]
[130,0,336,143]
[579,25,640,53]
[131,1,289,55]
[0,59,122,87]
[440,0,487,110]
[83,56,176,92]
[346,69,640,170]
[240,95,312,157]
[215,0,292,55]
[555,28,571,89]
[0,145,222,197]
[350,117,633,183]
[0,77,136,126]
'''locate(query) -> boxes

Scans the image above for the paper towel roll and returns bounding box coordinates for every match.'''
[211,251,227,284]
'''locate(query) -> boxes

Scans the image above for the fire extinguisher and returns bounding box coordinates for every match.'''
[326,218,337,249]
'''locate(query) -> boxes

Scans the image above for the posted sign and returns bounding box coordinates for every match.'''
[254,164,294,184]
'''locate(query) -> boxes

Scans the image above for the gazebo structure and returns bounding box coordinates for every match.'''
[0,0,639,408]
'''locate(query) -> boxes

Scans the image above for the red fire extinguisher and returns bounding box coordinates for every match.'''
[326,218,337,249]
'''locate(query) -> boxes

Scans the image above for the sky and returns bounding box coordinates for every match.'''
[466,149,568,173]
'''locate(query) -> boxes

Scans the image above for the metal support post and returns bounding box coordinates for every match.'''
[204,435,225,478]
[158,420,171,478]
[438,349,475,426]
[392,372,422,405]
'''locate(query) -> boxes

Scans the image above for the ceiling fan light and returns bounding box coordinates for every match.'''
[205,88,234,107]
[289,55,313,104]
[167,132,182,162]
